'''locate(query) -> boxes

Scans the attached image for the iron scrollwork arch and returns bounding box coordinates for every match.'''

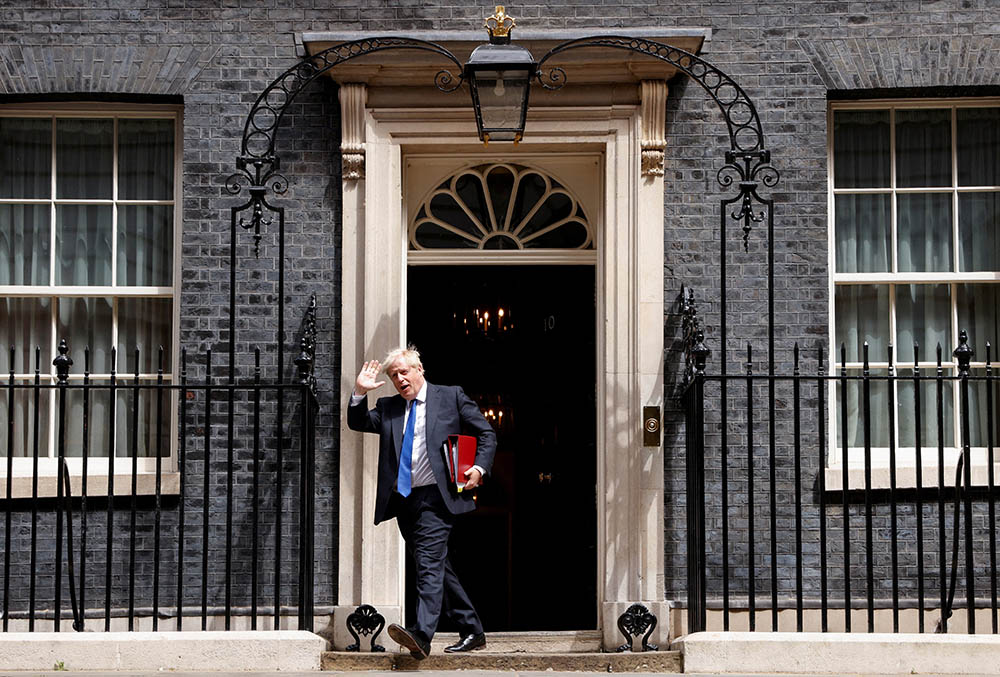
[535,36,780,251]
[226,37,466,253]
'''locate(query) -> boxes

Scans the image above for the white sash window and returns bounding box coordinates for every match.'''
[830,100,1000,481]
[0,106,180,474]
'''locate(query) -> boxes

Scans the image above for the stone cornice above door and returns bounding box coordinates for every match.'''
[298,28,708,108]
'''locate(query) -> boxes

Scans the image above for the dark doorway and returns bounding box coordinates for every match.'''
[406,265,597,631]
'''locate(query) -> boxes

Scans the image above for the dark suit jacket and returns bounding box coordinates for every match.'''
[347,383,497,525]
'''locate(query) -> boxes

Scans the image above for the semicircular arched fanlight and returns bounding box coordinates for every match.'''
[410,163,594,250]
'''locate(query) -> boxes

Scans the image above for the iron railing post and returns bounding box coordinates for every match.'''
[53,339,72,631]
[295,323,317,632]
[954,330,975,632]
[685,331,710,634]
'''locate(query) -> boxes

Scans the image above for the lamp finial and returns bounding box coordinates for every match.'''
[485,5,515,43]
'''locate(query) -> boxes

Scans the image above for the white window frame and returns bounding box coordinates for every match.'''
[827,97,1000,490]
[0,103,182,495]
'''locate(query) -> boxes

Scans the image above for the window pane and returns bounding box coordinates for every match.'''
[897,193,953,272]
[512,172,547,229]
[958,192,1000,272]
[833,110,890,188]
[957,284,1000,357]
[118,298,171,372]
[65,384,112,458]
[428,193,483,241]
[0,205,50,285]
[968,369,1000,448]
[835,369,889,448]
[57,297,113,373]
[896,109,951,188]
[486,165,515,228]
[835,285,889,362]
[520,192,573,239]
[525,221,589,248]
[118,119,174,200]
[116,382,170,458]
[55,205,112,285]
[118,205,173,286]
[414,222,478,249]
[957,107,1000,187]
[898,376,955,448]
[896,284,952,363]
[835,193,891,272]
[0,297,52,373]
[56,118,112,199]
[0,387,50,457]
[0,117,51,199]
[454,173,487,225]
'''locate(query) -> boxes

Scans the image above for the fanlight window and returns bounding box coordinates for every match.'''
[410,163,594,250]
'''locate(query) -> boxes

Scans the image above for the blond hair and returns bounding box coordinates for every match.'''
[382,345,423,375]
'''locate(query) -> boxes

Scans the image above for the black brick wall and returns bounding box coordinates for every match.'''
[0,0,996,620]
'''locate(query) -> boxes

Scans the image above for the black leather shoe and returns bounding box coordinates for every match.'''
[388,623,430,659]
[444,632,486,653]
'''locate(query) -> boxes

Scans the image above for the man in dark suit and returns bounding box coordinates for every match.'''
[347,346,496,659]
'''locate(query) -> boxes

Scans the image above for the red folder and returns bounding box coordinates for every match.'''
[443,434,477,493]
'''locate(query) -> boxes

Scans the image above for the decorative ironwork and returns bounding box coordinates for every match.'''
[718,150,779,252]
[681,286,710,384]
[535,36,779,250]
[345,604,386,652]
[954,329,974,376]
[295,294,318,397]
[537,37,764,153]
[53,338,73,382]
[615,603,658,652]
[226,157,287,258]
[227,38,465,254]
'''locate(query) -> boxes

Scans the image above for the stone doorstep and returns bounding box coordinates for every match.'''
[429,629,604,653]
[332,629,606,654]
[321,650,682,673]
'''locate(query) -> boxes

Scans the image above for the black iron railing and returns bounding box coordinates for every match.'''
[685,327,1000,635]
[0,340,317,632]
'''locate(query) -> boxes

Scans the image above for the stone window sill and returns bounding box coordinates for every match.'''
[824,460,1000,492]
[0,472,180,500]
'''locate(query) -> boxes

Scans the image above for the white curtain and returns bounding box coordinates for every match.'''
[896,284,952,362]
[1,117,173,459]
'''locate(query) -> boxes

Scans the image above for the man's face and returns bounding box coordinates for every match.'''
[387,358,425,401]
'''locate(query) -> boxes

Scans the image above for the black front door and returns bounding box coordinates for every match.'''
[406,264,597,631]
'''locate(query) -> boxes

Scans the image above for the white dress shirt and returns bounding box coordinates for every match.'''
[402,382,435,488]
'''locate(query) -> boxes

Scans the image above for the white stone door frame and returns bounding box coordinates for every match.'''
[334,101,667,651]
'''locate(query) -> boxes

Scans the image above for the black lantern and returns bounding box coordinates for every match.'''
[465,6,537,144]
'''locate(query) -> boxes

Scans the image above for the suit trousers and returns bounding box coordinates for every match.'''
[393,485,483,643]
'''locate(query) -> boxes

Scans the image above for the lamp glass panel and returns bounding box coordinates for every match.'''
[474,69,529,137]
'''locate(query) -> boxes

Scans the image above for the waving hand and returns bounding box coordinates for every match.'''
[355,360,386,395]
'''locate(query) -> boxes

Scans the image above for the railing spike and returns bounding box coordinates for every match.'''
[954,329,974,376]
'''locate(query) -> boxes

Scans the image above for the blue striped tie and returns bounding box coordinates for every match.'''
[397,399,416,497]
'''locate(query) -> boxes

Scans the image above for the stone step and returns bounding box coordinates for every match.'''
[430,630,604,653]
[321,649,682,673]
